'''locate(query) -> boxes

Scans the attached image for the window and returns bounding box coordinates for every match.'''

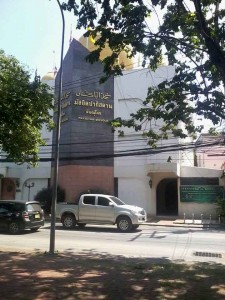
[10,203,24,212]
[98,197,110,206]
[0,203,24,213]
[26,203,42,212]
[0,204,9,213]
[109,196,125,205]
[83,196,95,205]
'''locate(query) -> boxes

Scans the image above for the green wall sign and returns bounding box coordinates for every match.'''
[180,185,224,203]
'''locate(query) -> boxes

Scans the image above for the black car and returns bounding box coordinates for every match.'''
[0,200,44,234]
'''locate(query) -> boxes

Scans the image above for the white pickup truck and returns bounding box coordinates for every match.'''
[56,194,147,232]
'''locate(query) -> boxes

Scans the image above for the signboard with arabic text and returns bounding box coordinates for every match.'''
[180,185,224,203]
[53,39,114,167]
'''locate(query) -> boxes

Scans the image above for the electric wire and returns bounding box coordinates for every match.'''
[0,138,223,162]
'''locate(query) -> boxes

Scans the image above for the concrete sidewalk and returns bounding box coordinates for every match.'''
[146,216,225,228]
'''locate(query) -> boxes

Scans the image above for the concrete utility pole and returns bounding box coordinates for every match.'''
[49,0,65,254]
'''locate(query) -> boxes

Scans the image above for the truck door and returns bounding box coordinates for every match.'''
[95,196,115,223]
[78,195,96,222]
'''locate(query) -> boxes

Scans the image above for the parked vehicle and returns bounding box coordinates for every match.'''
[56,194,147,232]
[0,200,44,234]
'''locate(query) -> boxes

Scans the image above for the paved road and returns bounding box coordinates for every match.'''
[1,223,225,264]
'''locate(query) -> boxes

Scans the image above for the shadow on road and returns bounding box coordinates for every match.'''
[44,224,142,234]
[0,249,225,299]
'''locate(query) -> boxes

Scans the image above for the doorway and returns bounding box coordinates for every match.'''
[156,178,178,216]
[1,178,16,200]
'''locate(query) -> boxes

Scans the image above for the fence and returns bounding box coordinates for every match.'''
[183,213,223,224]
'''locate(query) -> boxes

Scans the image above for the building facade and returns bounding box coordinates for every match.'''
[0,38,224,218]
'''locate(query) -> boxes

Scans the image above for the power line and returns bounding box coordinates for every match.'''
[0,139,223,162]
[53,66,170,91]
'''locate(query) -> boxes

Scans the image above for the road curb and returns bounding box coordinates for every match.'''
[143,222,225,229]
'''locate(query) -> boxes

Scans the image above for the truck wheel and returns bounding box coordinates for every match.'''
[62,214,76,229]
[117,216,132,232]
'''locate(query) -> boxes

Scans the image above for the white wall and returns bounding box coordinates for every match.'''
[180,165,223,179]
[118,178,148,210]
[114,66,182,214]
[114,66,194,170]
[21,178,49,202]
[114,66,176,107]
[179,202,218,219]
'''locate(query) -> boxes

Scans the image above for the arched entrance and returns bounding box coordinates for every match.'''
[156,178,178,216]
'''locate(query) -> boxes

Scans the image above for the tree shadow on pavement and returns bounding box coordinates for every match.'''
[0,250,225,299]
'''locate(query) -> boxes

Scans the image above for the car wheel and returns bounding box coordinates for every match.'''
[8,222,21,234]
[30,227,40,232]
[62,214,76,229]
[117,216,132,232]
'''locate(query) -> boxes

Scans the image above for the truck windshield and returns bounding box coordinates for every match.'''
[109,196,125,206]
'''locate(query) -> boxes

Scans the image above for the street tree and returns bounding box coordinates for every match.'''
[0,50,53,164]
[63,0,225,144]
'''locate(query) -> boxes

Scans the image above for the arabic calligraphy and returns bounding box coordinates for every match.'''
[61,91,71,100]
[75,90,111,100]
[61,100,71,109]
[54,89,113,124]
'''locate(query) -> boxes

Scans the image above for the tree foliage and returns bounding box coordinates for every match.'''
[63,0,225,143]
[34,186,65,215]
[0,50,53,163]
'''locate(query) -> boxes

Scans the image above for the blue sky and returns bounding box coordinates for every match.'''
[0,1,218,132]
[0,0,83,78]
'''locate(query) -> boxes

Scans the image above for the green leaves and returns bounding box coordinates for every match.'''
[64,0,225,143]
[0,50,53,164]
